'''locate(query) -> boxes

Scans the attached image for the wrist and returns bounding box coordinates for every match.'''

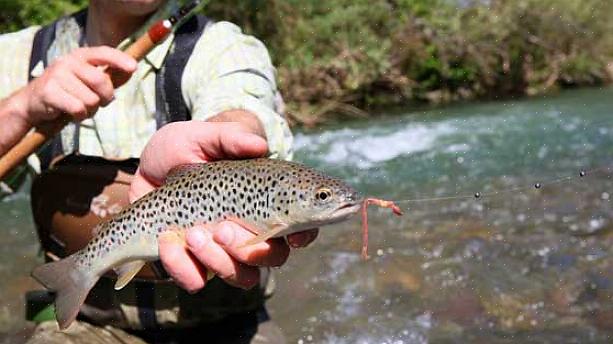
[1,89,32,129]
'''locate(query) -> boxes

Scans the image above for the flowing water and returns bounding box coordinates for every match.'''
[1,87,613,343]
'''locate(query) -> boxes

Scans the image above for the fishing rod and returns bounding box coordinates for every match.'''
[0,0,208,181]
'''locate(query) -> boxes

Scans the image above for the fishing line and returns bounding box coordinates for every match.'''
[381,113,613,208]
[389,165,612,206]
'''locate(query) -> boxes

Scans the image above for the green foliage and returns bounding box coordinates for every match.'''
[1,0,612,125]
[0,0,86,32]
[209,0,613,124]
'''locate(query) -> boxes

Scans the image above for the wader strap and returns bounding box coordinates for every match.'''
[155,14,209,127]
[29,10,88,170]
[29,20,59,170]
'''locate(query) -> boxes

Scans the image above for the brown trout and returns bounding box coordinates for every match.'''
[32,158,400,329]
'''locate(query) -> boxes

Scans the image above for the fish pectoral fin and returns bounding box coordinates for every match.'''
[114,260,146,290]
[239,223,288,248]
[224,216,261,235]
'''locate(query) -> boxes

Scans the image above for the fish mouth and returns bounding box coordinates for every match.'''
[332,202,362,218]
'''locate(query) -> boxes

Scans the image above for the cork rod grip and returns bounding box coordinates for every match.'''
[0,21,170,181]
[0,116,71,179]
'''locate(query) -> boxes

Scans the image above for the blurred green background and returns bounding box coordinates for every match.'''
[0,0,612,125]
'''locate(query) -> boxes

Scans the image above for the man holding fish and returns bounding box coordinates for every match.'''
[0,0,318,342]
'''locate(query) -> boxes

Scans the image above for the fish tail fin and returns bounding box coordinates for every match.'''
[31,255,98,330]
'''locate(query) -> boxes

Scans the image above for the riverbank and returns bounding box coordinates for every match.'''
[2,0,612,126]
[208,0,613,126]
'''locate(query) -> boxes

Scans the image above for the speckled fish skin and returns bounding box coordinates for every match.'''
[31,158,362,330]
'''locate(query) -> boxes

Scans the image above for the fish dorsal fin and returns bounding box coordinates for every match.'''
[114,260,146,290]
[166,164,202,183]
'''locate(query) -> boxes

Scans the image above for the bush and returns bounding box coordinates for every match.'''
[207,0,613,125]
[0,0,86,32]
[1,0,612,126]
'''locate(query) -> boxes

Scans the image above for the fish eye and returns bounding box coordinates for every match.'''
[315,187,333,202]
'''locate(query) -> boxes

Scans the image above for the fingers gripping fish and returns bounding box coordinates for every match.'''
[31,158,401,329]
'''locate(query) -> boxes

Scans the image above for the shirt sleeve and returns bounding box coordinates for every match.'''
[0,26,39,99]
[181,21,293,160]
[0,26,40,200]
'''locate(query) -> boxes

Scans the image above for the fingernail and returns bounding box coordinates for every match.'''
[213,224,234,246]
[187,228,207,249]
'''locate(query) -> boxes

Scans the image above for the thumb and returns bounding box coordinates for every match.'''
[220,130,268,158]
[196,122,269,159]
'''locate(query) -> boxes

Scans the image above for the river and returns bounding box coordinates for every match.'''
[1,87,612,343]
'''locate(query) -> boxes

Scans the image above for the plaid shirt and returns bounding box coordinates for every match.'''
[0,1,293,196]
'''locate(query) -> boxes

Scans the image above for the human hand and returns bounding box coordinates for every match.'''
[129,120,268,201]
[13,46,136,126]
[159,222,319,291]
[130,119,319,291]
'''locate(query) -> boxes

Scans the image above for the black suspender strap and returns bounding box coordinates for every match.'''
[29,25,56,76]
[28,9,87,80]
[29,21,60,170]
[29,10,88,170]
[155,14,209,126]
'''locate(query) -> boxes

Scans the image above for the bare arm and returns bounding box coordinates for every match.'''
[0,46,137,158]
[0,91,31,156]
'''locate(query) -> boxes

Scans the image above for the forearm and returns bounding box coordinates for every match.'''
[206,110,266,139]
[0,89,31,156]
